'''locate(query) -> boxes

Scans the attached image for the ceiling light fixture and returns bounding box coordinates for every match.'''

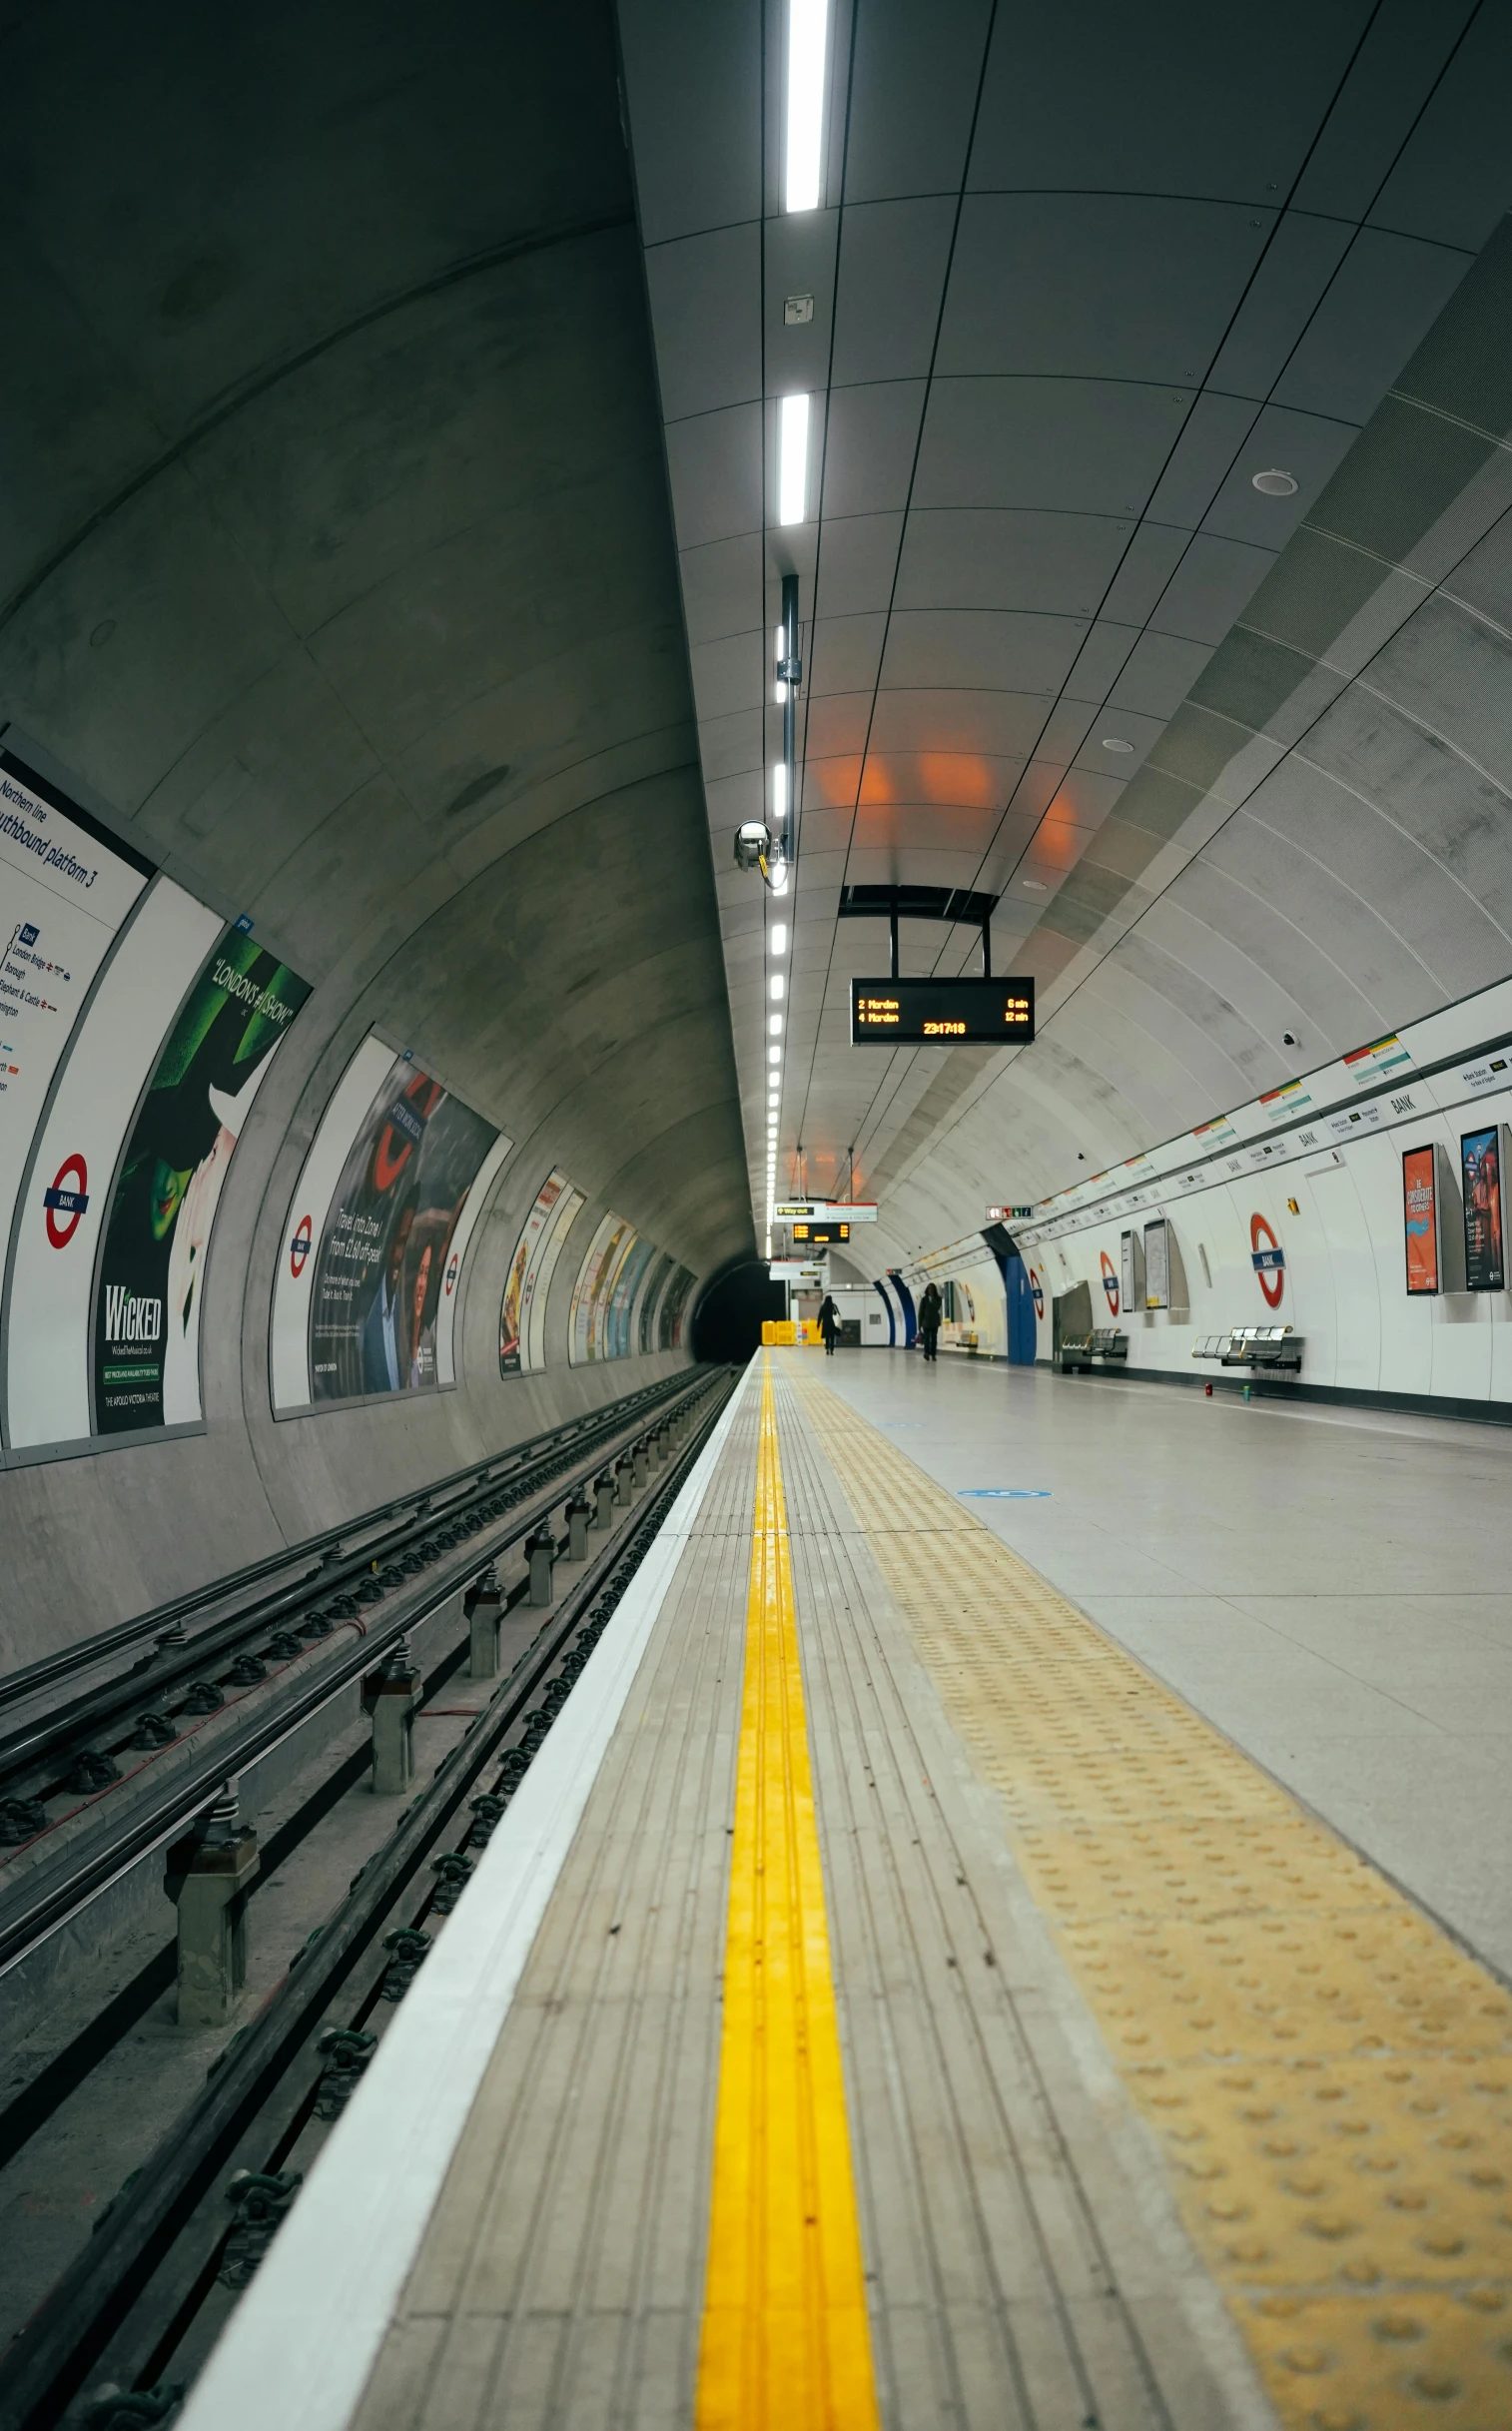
[784,0,829,212]
[1023,878,1047,892]
[769,1013,783,1036]
[778,394,810,525]
[771,922,788,956]
[769,1045,781,1066]
[1251,466,1297,495]
[1100,736,1134,753]
[770,858,789,896]
[770,973,785,999]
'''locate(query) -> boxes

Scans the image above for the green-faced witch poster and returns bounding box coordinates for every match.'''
[93,931,311,1432]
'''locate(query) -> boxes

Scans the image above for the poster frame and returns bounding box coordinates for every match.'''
[1142,1216,1169,1309]
[1401,1142,1440,1297]
[1460,1123,1504,1294]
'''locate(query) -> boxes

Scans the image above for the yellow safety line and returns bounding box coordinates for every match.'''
[791,1367,1512,2431]
[695,1359,881,2431]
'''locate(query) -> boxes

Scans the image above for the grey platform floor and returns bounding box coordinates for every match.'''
[817,1350,1512,1982]
[343,1363,1266,2431]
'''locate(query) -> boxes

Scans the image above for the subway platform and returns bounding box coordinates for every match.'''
[180,1353,1512,2431]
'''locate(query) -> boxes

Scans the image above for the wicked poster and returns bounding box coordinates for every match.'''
[93,932,311,1432]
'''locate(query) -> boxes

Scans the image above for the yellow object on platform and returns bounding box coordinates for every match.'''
[695,1361,880,2431]
[761,1318,796,1344]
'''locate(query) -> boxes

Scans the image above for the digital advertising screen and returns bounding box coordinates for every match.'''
[1143,1217,1169,1309]
[93,932,311,1433]
[1461,1126,1504,1293]
[308,1060,499,1401]
[1402,1144,1439,1296]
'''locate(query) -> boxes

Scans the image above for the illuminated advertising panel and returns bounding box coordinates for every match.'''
[607,1234,657,1358]
[570,1214,631,1364]
[269,1036,395,1414]
[500,1170,584,1376]
[308,1061,499,1401]
[93,934,311,1432]
[1402,1144,1439,1296]
[0,752,153,1287]
[433,1132,511,1388]
[1143,1217,1169,1309]
[1461,1127,1503,1292]
[5,879,223,1448]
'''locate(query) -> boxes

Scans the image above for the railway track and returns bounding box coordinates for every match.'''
[0,1365,733,2431]
[0,1368,715,1984]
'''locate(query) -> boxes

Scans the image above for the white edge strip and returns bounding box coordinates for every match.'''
[177,1361,755,2431]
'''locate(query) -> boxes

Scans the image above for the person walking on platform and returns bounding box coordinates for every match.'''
[918,1280,942,1361]
[818,1292,840,1356]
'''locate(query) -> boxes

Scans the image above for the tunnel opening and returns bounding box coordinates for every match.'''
[692,1260,785,1365]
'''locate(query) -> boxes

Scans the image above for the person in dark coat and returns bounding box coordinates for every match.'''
[917,1280,943,1361]
[818,1292,839,1355]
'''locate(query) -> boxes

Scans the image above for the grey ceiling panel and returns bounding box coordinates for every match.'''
[879,607,1086,697]
[808,610,890,696]
[617,0,761,245]
[1132,895,1314,1063]
[868,685,1053,758]
[1198,404,1360,547]
[1070,706,1166,776]
[1360,588,1512,804]
[914,379,1191,517]
[1272,229,1472,426]
[1148,533,1277,648]
[1289,6,1475,226]
[764,210,841,392]
[967,0,1371,207]
[831,198,958,388]
[813,512,906,618]
[894,507,1132,617]
[679,531,764,647]
[689,627,763,721]
[803,690,875,757]
[703,764,764,835]
[1142,391,1262,530]
[1205,212,1356,401]
[940,196,1271,387]
[1198,814,1442,1028]
[842,0,992,206]
[1366,5,1512,250]
[1098,521,1194,626]
[818,381,928,517]
[1062,620,1140,706]
[664,402,762,548]
[645,224,761,420]
[697,707,762,783]
[1109,630,1217,723]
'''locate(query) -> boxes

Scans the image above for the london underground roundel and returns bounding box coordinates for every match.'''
[1100,1248,1119,1314]
[443,1249,459,1298]
[289,1214,313,1278]
[43,1154,88,1249]
[1250,1212,1285,1308]
[1029,1267,1044,1319]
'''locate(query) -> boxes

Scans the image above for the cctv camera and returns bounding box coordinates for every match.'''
[734,820,771,873]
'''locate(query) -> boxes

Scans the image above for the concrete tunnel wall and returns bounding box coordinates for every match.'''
[0,0,752,1667]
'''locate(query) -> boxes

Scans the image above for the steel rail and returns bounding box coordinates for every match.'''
[0,1371,720,1979]
[0,1370,700,1794]
[0,1371,734,2431]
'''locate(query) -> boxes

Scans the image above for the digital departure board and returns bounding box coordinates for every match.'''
[791,1220,850,1245]
[851,977,1035,1045]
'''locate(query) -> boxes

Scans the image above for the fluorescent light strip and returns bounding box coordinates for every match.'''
[778,394,810,526]
[785,0,829,212]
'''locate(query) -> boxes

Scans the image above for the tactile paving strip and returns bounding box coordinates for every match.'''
[791,1370,1512,2431]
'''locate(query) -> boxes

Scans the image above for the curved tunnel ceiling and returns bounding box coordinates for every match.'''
[0,0,751,1299]
[617,0,1512,1271]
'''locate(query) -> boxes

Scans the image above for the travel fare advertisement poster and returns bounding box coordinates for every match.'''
[310,1062,497,1402]
[94,932,311,1432]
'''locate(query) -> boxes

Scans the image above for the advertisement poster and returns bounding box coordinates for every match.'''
[607,1234,658,1358]
[0,752,153,1277]
[637,1249,675,1353]
[1143,1217,1169,1309]
[1402,1145,1439,1296]
[569,1214,632,1364]
[433,1132,511,1388]
[268,1036,395,1414]
[309,1060,498,1401]
[1461,1127,1504,1292]
[500,1170,584,1376]
[94,932,311,1432]
[659,1263,695,1349]
[5,879,223,1449]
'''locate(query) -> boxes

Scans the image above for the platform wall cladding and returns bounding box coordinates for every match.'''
[1010,972,1512,1410]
